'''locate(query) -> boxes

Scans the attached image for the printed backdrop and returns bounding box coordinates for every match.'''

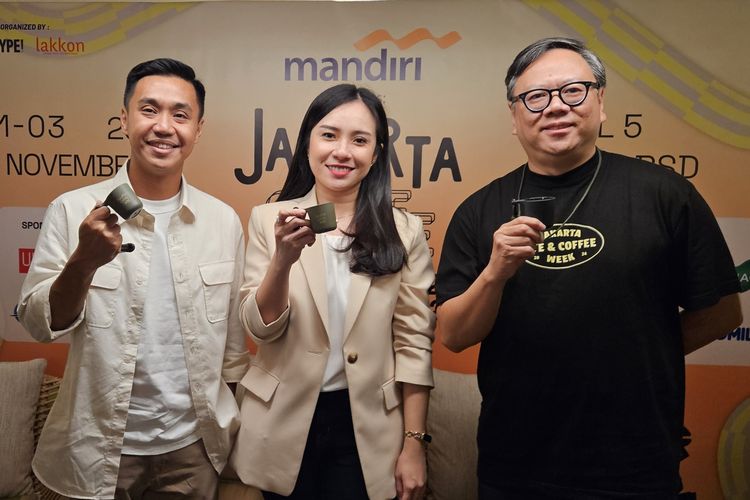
[1,1,748,497]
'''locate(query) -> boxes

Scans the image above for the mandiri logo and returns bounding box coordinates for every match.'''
[284,28,461,82]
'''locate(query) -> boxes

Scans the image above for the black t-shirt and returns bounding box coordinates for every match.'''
[435,151,740,496]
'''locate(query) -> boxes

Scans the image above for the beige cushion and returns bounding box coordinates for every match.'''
[426,368,481,500]
[0,359,47,498]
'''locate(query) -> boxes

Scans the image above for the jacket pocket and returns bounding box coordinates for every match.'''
[240,364,280,403]
[381,377,402,411]
[199,260,235,323]
[85,265,121,328]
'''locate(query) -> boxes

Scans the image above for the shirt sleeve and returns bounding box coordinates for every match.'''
[17,200,85,342]
[675,184,741,311]
[435,198,482,306]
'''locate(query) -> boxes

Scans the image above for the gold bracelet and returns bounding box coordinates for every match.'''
[404,430,432,444]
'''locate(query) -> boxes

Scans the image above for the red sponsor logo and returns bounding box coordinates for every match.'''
[18,248,34,273]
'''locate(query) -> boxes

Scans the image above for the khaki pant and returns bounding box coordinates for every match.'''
[114,440,218,500]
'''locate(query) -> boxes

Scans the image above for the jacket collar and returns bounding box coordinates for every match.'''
[117,160,194,225]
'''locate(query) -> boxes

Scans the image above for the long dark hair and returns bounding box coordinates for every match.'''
[278,84,407,277]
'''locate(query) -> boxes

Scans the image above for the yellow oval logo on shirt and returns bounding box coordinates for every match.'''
[527,223,604,270]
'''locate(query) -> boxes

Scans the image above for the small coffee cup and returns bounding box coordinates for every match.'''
[104,184,143,220]
[306,203,337,233]
[511,196,555,227]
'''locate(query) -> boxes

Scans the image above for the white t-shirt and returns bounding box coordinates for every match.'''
[122,193,199,454]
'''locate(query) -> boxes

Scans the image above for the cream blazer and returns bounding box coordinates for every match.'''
[230,189,435,499]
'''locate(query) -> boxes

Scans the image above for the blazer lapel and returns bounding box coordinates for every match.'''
[299,235,330,336]
[343,271,371,342]
[296,189,331,336]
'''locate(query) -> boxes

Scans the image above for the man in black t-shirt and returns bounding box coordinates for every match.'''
[435,38,742,500]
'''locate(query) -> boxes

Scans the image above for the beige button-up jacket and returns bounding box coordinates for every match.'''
[17,166,250,499]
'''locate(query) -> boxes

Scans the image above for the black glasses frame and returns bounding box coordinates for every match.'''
[512,81,600,113]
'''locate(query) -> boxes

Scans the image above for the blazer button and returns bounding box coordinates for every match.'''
[347,352,358,364]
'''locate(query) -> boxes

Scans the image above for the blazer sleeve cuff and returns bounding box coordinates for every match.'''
[395,348,435,388]
[243,295,290,344]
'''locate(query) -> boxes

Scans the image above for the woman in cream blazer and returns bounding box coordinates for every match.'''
[230,84,435,500]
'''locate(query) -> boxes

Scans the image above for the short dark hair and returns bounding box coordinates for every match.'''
[505,37,607,102]
[278,83,407,277]
[123,58,206,118]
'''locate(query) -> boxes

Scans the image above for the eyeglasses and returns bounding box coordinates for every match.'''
[511,81,600,113]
